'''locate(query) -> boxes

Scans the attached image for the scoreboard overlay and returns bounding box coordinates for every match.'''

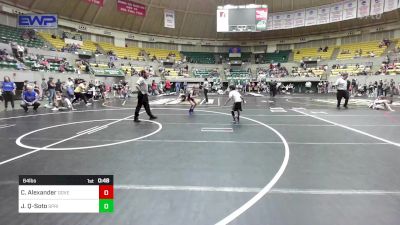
[18,175,114,213]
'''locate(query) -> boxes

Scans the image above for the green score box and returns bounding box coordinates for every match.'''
[99,199,114,213]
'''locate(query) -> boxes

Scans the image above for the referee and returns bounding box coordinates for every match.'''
[134,70,157,122]
[203,78,209,103]
[335,73,350,109]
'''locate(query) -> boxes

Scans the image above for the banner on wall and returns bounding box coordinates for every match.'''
[282,12,294,29]
[305,7,318,26]
[267,15,274,30]
[216,9,229,32]
[117,0,146,17]
[370,0,384,15]
[85,0,104,7]
[317,5,330,24]
[17,14,58,29]
[329,2,343,22]
[293,9,306,28]
[272,13,283,30]
[357,0,371,18]
[217,0,397,32]
[384,0,398,11]
[164,9,175,29]
[255,8,268,31]
[343,0,358,20]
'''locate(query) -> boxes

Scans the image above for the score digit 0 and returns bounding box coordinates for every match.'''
[99,185,113,199]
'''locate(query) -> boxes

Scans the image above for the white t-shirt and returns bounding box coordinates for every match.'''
[229,90,242,103]
[136,77,148,94]
[335,77,348,90]
[66,80,74,88]
[203,81,209,90]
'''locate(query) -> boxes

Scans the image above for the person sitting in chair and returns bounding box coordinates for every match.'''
[21,85,40,112]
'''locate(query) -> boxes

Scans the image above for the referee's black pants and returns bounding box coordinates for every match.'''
[337,90,349,107]
[204,89,208,103]
[134,92,154,119]
[270,88,276,97]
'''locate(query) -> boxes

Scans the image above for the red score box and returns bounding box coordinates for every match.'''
[99,185,114,199]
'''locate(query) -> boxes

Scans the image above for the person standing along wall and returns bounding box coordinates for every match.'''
[40,78,47,101]
[151,80,158,96]
[175,82,181,95]
[165,80,171,96]
[65,77,75,100]
[47,77,56,107]
[305,81,312,94]
[1,76,16,110]
[269,80,277,97]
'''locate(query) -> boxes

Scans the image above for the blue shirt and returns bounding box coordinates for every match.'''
[2,81,15,92]
[23,91,37,102]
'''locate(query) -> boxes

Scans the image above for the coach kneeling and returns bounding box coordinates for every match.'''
[21,85,40,112]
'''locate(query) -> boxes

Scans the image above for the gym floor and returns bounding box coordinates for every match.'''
[0,93,400,225]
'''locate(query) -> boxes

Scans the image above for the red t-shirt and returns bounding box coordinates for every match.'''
[165,81,171,89]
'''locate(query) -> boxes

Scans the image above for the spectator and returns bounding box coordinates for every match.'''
[370,51,375,57]
[47,77,56,107]
[151,80,158,96]
[23,80,29,91]
[175,82,181,95]
[305,81,312,93]
[21,85,40,112]
[65,77,75,100]
[0,48,7,61]
[55,79,62,92]
[41,59,50,71]
[378,79,383,96]
[384,80,390,96]
[33,81,40,95]
[40,78,47,100]
[165,79,171,95]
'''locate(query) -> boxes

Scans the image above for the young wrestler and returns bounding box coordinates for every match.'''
[187,87,197,115]
[224,85,244,123]
[369,95,395,111]
[52,91,75,111]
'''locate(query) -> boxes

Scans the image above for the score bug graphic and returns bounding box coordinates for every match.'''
[19,175,114,213]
